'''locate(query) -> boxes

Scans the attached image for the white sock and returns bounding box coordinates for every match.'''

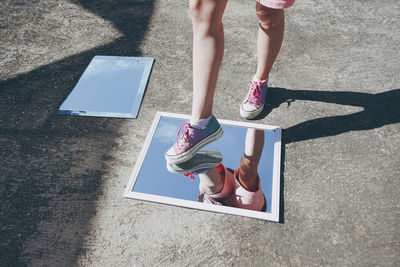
[190,115,213,129]
[253,76,268,82]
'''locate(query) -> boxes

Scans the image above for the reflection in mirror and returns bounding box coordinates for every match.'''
[167,128,266,212]
[58,56,154,118]
[124,112,281,221]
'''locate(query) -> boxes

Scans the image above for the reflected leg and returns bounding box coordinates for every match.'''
[198,167,223,195]
[232,128,266,211]
[238,128,264,191]
[198,164,237,206]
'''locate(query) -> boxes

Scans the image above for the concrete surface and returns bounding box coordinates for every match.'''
[1,0,399,266]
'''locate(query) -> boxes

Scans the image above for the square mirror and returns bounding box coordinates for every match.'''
[58,56,154,118]
[124,112,282,221]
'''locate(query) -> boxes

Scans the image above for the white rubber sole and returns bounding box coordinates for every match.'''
[165,127,223,165]
[240,104,264,120]
[166,150,222,174]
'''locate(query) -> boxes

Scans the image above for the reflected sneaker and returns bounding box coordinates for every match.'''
[166,150,223,180]
[165,115,223,164]
[234,168,267,211]
[240,78,268,119]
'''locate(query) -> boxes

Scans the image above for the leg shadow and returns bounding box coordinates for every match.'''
[258,87,400,223]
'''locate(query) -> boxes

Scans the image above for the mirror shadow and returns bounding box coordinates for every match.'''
[131,116,280,216]
[0,1,156,265]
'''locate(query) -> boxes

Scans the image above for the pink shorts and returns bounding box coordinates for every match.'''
[257,0,295,9]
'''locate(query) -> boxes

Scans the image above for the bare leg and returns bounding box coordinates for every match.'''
[198,168,224,195]
[198,129,264,194]
[254,3,285,80]
[238,128,264,191]
[189,0,228,119]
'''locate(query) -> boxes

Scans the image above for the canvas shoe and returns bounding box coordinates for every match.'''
[240,78,268,119]
[234,168,267,211]
[165,115,223,164]
[166,150,223,180]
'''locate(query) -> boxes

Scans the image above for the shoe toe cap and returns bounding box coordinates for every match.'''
[242,102,258,112]
[165,146,177,157]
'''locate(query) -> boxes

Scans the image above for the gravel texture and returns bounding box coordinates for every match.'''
[1,0,399,266]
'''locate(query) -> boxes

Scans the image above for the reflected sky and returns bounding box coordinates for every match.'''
[133,116,276,213]
[58,56,153,118]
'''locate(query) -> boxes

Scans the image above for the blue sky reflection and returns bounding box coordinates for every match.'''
[133,116,275,213]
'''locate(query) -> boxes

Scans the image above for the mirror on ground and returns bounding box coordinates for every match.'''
[58,56,154,118]
[131,115,279,215]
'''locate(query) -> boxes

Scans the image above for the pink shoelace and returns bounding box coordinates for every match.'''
[244,80,267,104]
[175,122,196,180]
[184,172,195,180]
[175,122,193,150]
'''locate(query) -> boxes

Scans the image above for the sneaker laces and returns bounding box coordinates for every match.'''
[176,122,193,149]
[183,166,215,181]
[177,123,194,180]
[244,80,267,104]
[184,172,195,180]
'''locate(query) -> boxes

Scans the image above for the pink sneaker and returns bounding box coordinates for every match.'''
[166,150,223,180]
[165,115,223,164]
[234,168,267,211]
[240,78,268,119]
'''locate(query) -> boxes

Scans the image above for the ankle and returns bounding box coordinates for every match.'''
[237,155,259,192]
[190,115,213,129]
[253,75,268,82]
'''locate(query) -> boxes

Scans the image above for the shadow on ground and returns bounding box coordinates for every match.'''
[263,87,400,224]
[1,0,399,265]
[255,87,400,143]
[0,0,155,265]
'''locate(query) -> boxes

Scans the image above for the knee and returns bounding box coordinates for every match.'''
[256,2,284,30]
[189,0,222,26]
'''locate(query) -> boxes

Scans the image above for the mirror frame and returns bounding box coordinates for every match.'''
[124,112,282,222]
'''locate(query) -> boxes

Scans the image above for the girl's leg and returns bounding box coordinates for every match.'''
[238,128,264,191]
[198,129,265,194]
[254,2,285,80]
[239,4,284,119]
[198,167,224,195]
[198,164,236,203]
[189,0,228,120]
[164,0,227,164]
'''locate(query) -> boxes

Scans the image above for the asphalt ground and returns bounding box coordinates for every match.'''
[1,0,399,266]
